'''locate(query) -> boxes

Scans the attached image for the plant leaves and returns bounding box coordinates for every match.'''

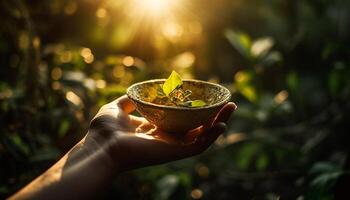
[162,70,183,96]
[156,175,179,200]
[286,71,299,93]
[225,30,252,59]
[58,119,70,138]
[251,37,274,58]
[240,85,258,102]
[191,100,207,107]
[9,134,30,156]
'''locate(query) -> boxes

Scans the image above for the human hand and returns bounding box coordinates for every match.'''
[9,95,236,200]
[88,95,237,172]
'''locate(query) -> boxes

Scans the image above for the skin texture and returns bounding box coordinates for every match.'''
[9,95,236,200]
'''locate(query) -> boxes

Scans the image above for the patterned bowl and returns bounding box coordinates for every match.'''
[127,79,231,134]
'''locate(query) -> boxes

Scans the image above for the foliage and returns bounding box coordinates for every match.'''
[1,0,350,199]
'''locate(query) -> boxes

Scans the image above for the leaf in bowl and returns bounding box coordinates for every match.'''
[162,70,183,96]
[151,70,209,107]
[191,100,207,107]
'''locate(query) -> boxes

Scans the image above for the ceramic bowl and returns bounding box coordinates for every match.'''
[126,79,231,133]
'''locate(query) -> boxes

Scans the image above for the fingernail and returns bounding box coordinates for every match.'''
[232,102,238,111]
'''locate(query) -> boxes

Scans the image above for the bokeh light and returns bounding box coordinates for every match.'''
[122,56,134,67]
[66,91,82,106]
[96,8,107,18]
[190,189,203,199]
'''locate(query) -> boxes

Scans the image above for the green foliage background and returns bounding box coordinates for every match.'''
[1,0,350,199]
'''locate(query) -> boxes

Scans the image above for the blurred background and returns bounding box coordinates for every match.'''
[1,0,350,199]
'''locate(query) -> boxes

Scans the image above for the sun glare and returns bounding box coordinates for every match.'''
[134,0,170,15]
[141,0,170,13]
[129,0,174,18]
[117,0,189,46]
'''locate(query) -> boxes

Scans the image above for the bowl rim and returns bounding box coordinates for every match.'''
[126,79,232,110]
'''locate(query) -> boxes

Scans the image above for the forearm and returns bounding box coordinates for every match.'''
[9,135,117,200]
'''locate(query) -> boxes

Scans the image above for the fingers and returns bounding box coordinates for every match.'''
[129,115,148,127]
[93,95,138,126]
[183,102,236,146]
[198,122,226,149]
[99,95,136,112]
[116,95,136,114]
[183,102,237,156]
[183,122,226,157]
[213,102,237,124]
[202,102,237,130]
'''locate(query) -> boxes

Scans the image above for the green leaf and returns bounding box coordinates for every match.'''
[225,30,252,59]
[311,172,343,188]
[256,153,269,171]
[236,143,261,170]
[58,119,70,137]
[328,70,340,96]
[309,162,339,175]
[191,100,207,107]
[9,134,30,156]
[286,71,299,93]
[156,175,179,200]
[0,186,9,194]
[162,70,183,96]
[240,85,258,102]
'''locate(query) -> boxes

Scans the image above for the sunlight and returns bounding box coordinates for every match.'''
[133,0,172,16]
[111,0,180,48]
[161,22,183,42]
[135,133,156,140]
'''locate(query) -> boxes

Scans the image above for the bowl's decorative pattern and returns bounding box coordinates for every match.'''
[127,79,231,133]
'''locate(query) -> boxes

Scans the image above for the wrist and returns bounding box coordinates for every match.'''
[80,132,120,174]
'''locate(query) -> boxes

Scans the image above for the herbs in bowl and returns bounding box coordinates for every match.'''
[127,71,232,133]
[152,71,207,108]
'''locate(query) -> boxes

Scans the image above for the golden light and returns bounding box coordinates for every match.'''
[195,163,210,178]
[134,0,171,15]
[190,189,203,199]
[113,65,126,78]
[161,22,183,42]
[126,0,179,25]
[274,90,289,104]
[64,2,78,15]
[234,71,250,83]
[51,67,62,80]
[171,52,195,69]
[80,48,92,58]
[84,54,94,64]
[32,36,40,48]
[81,48,94,64]
[251,37,274,57]
[52,81,61,90]
[66,91,82,106]
[122,56,134,67]
[95,80,106,89]
[188,21,202,34]
[96,8,107,18]
[60,51,72,63]
[0,89,13,99]
[113,0,186,47]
